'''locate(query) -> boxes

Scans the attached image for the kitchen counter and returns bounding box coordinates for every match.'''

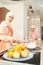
[0,60,34,65]
[0,47,41,65]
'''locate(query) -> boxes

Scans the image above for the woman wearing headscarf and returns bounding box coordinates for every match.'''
[0,12,14,36]
[28,25,39,42]
[0,12,20,51]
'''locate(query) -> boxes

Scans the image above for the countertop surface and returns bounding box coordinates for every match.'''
[0,60,34,65]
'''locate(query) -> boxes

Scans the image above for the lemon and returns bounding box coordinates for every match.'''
[13,44,20,51]
[8,52,13,58]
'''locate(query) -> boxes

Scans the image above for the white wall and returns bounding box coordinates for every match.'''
[0,2,4,7]
[0,1,24,41]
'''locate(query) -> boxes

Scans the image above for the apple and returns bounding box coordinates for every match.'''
[13,51,20,58]
[21,49,29,58]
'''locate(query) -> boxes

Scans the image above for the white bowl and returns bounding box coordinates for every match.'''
[26,42,36,49]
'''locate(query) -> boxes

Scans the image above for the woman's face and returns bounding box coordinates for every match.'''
[8,16,14,23]
[31,28,35,32]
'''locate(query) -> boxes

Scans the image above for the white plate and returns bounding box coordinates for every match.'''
[3,52,34,61]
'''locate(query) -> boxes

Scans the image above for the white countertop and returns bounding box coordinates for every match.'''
[0,60,34,65]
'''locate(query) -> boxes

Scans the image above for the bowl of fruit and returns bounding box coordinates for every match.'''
[3,43,34,61]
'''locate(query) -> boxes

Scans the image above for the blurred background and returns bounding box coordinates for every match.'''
[0,0,43,42]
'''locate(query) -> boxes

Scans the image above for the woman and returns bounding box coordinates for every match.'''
[0,12,20,51]
[0,12,14,36]
[28,25,39,42]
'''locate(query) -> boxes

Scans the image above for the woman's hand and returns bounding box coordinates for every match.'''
[12,39,21,43]
[0,35,22,44]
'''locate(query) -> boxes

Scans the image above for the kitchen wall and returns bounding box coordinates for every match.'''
[0,1,25,41]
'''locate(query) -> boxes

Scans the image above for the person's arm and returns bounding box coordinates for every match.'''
[0,35,21,43]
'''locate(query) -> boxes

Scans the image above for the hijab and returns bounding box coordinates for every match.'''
[0,12,14,33]
[0,12,14,27]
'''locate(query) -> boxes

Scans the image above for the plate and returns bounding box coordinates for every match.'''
[3,52,34,61]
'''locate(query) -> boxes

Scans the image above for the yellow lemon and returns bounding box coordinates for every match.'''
[13,44,20,51]
[8,52,13,58]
